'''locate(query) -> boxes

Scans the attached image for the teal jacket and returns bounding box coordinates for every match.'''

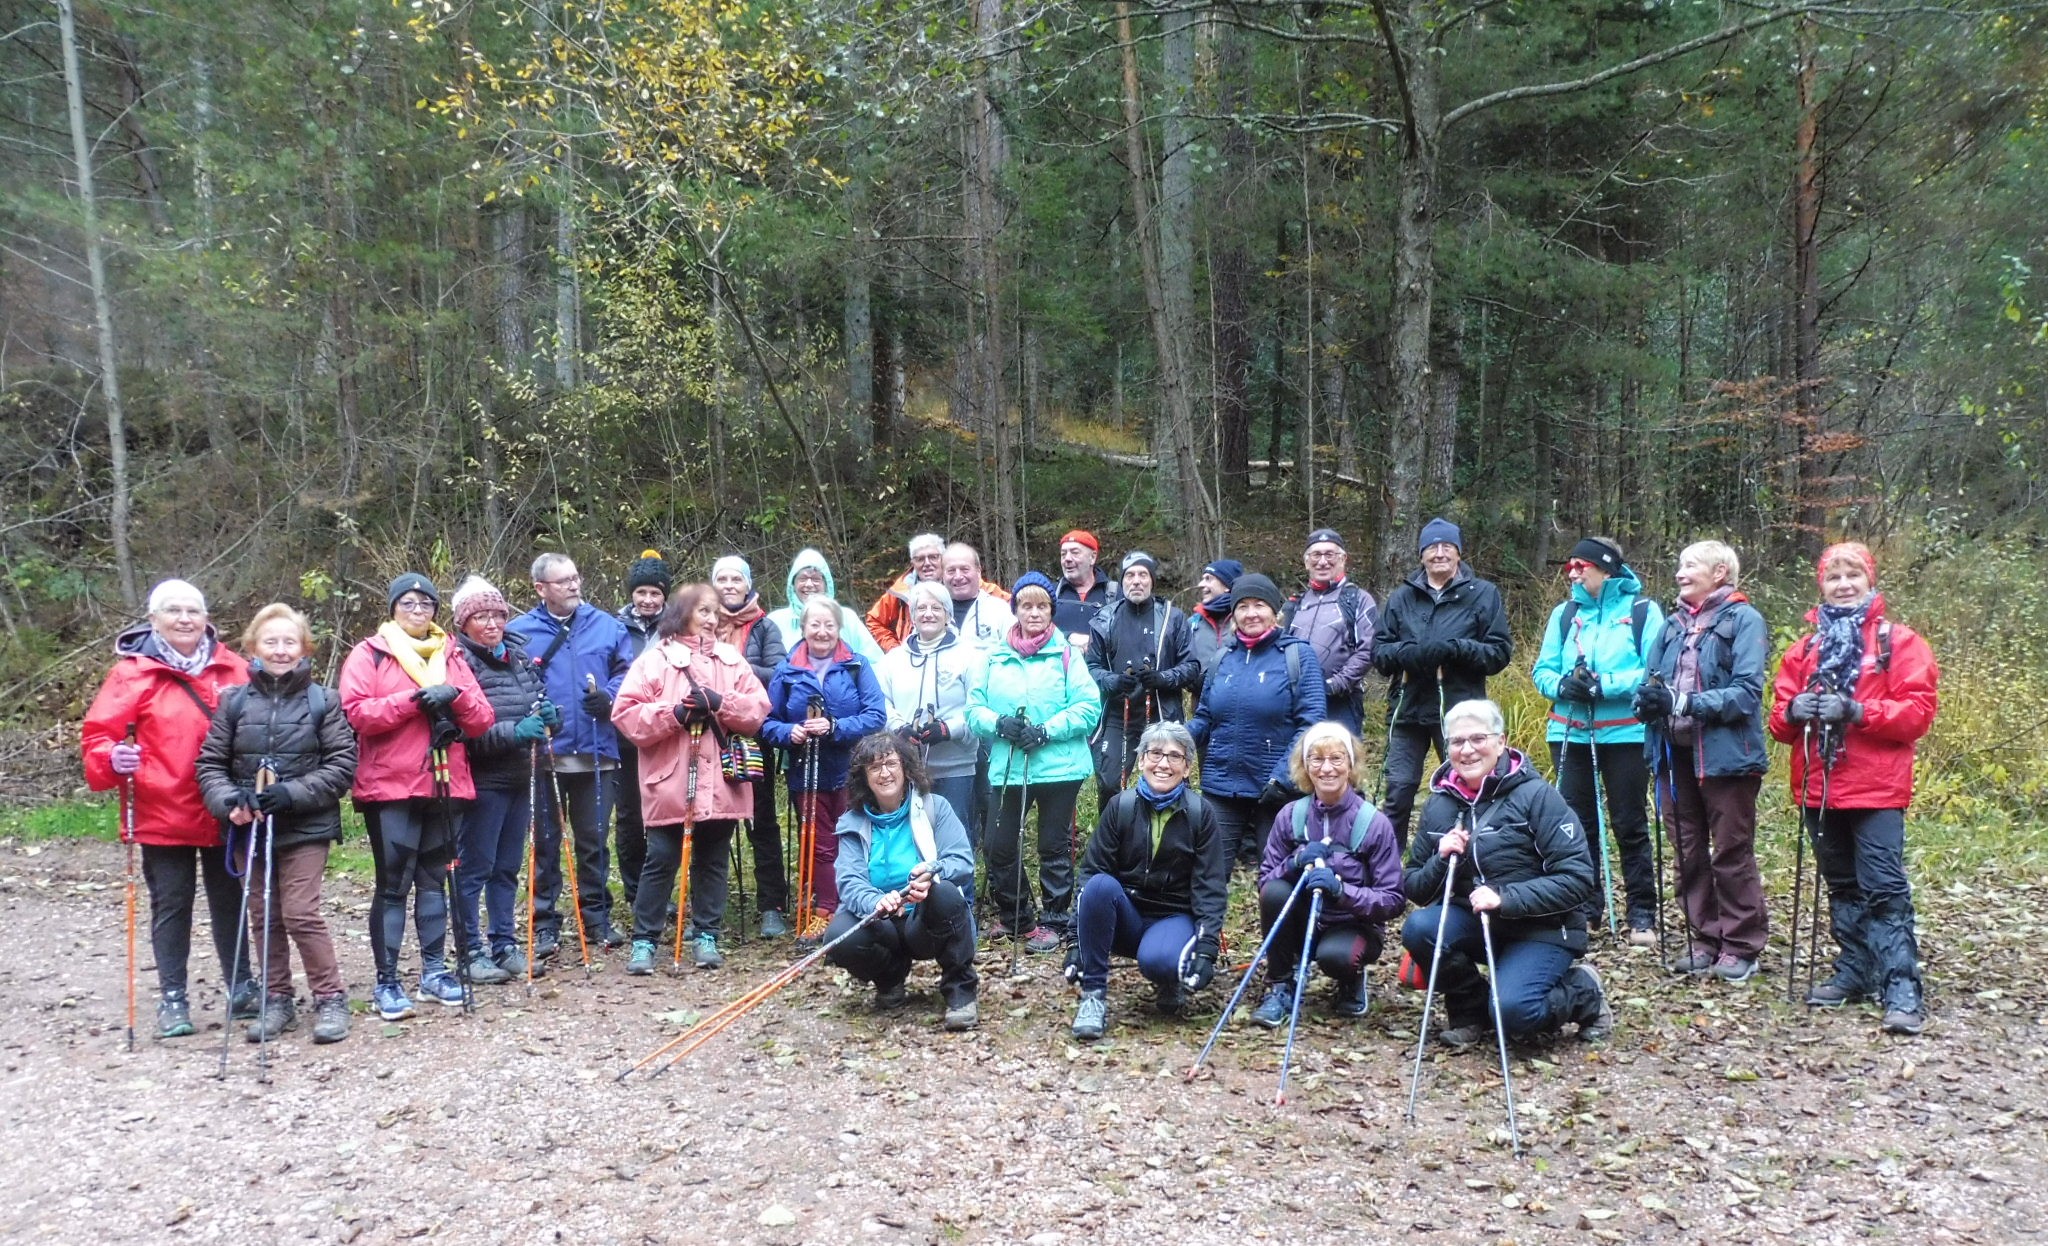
[1531,568,1665,745]
[967,633,1102,786]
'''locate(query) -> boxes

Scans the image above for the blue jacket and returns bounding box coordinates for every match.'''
[1531,568,1665,745]
[1642,593,1770,779]
[1187,630,1326,798]
[834,790,978,920]
[505,602,633,760]
[967,634,1103,786]
[759,643,889,792]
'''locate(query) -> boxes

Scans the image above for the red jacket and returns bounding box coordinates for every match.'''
[1767,594,1938,809]
[612,637,770,826]
[82,627,250,847]
[339,632,495,803]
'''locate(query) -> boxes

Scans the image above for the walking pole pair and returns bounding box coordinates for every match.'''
[673,722,703,969]
[1404,850,1521,1157]
[1187,851,1321,1081]
[216,763,265,1081]
[542,740,593,976]
[1275,852,1330,1107]
[1010,709,1033,979]
[1787,698,1832,1003]
[119,724,138,1053]
[525,736,541,994]
[430,744,474,1015]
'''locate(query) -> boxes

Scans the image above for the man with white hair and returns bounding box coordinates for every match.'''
[866,532,948,653]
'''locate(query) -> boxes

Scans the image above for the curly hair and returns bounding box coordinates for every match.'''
[845,731,933,812]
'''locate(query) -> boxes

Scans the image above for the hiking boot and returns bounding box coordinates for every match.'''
[228,979,262,1021]
[983,919,1010,945]
[311,993,351,1044]
[692,933,725,970]
[1332,974,1370,1019]
[1881,1007,1925,1036]
[419,969,466,1008]
[1709,954,1759,983]
[875,981,911,1010]
[596,925,628,951]
[1022,926,1062,954]
[1152,983,1189,1017]
[1805,977,1869,1008]
[466,952,512,985]
[373,981,417,1022]
[1249,981,1294,1030]
[1437,1021,1487,1049]
[157,990,195,1039]
[943,995,980,1032]
[757,909,792,939]
[626,940,657,976]
[533,932,561,961]
[1071,989,1108,1041]
[1575,964,1615,1042]
[245,994,297,1043]
[496,946,537,979]
[1669,946,1717,975]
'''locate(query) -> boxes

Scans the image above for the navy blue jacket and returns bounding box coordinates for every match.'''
[506,602,633,761]
[759,644,889,792]
[1642,594,1770,779]
[1187,630,1326,798]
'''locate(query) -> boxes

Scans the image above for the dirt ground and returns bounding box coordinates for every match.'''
[2,837,2042,1246]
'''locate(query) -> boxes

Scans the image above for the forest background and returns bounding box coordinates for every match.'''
[1,0,2045,839]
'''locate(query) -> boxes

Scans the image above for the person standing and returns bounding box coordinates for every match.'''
[1051,529,1115,637]
[1767,542,1938,1035]
[82,579,256,1038]
[940,542,1015,651]
[770,547,885,666]
[1632,540,1770,982]
[1531,536,1664,944]
[1184,558,1243,701]
[1085,551,1197,805]
[865,532,948,653]
[876,580,982,845]
[507,553,635,957]
[711,554,791,936]
[1372,518,1514,851]
[611,550,669,928]
[1283,528,1378,738]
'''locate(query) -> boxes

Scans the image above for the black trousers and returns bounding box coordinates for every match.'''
[140,842,252,998]
[984,779,1082,930]
[1382,723,1447,854]
[361,799,458,983]
[634,820,737,940]
[1258,878,1382,986]
[1806,806,1922,1012]
[1207,793,1268,869]
[614,742,646,910]
[1550,739,1657,928]
[533,767,615,939]
[824,880,978,1007]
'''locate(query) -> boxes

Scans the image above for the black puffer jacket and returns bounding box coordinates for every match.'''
[1404,750,1594,953]
[1077,788,1226,958]
[1372,564,1513,728]
[1085,597,1199,722]
[458,631,549,791]
[195,661,358,850]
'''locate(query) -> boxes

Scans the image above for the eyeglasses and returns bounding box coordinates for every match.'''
[154,606,206,619]
[395,598,437,614]
[1141,748,1188,764]
[1447,733,1499,751]
[866,756,903,772]
[1306,754,1351,770]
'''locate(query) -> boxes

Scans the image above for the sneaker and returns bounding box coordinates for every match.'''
[757,909,792,939]
[692,933,725,970]
[419,969,467,1008]
[245,994,297,1043]
[1438,1021,1487,1049]
[466,952,512,985]
[228,979,262,1021]
[311,993,351,1044]
[943,995,980,1031]
[1669,946,1717,975]
[1710,954,1759,983]
[1249,982,1294,1030]
[1022,926,1062,954]
[373,981,417,1022]
[596,926,628,951]
[495,946,537,979]
[983,919,1010,945]
[1071,989,1108,1041]
[533,933,561,961]
[1575,964,1615,1042]
[157,990,195,1039]
[1805,978,1869,1008]
[1881,1007,1925,1036]
[874,980,912,1010]
[626,940,657,976]
[1332,975,1370,1019]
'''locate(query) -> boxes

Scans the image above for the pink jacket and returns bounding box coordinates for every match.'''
[339,633,494,803]
[613,637,770,826]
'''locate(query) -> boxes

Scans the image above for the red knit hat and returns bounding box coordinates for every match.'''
[1060,530,1099,553]
[1816,541,1876,589]
[450,575,510,630]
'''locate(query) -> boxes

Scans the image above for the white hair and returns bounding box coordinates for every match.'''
[908,533,945,558]
[147,579,207,615]
[1443,698,1506,737]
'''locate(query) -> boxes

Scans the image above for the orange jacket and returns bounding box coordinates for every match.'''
[865,570,1010,652]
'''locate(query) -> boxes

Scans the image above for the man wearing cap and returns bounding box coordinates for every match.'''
[865,533,948,653]
[1533,536,1664,944]
[612,550,670,923]
[1372,518,1514,850]
[1283,528,1379,737]
[1052,530,1116,637]
[1184,558,1243,700]
[507,552,636,957]
[1084,551,1199,804]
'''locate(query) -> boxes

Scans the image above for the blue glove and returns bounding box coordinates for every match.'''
[1287,842,1328,875]
[1301,865,1341,898]
[514,715,549,743]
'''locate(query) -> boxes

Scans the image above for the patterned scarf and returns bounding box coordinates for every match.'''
[1812,593,1874,697]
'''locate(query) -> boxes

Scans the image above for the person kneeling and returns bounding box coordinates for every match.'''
[824,733,980,1031]
[1066,723,1225,1040]
[1248,722,1406,1026]
[1400,699,1613,1048]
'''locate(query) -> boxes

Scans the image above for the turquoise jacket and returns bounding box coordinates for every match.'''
[1531,567,1665,745]
[967,633,1102,786]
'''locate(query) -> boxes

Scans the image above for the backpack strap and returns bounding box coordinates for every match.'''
[1875,619,1893,672]
[1290,799,1309,844]
[1285,642,1303,694]
[1557,598,1651,656]
[532,617,574,669]
[1289,796,1376,853]
[170,675,219,721]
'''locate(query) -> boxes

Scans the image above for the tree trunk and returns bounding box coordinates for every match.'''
[1380,3,1442,586]
[1791,15,1826,550]
[57,0,137,609]
[844,177,874,455]
[554,191,580,394]
[1210,26,1255,502]
[964,0,1021,574]
[1323,300,1354,480]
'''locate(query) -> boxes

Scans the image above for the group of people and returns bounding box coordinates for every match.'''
[81,521,1938,1054]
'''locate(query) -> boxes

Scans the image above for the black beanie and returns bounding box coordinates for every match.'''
[1568,537,1624,575]
[1233,573,1285,612]
[387,572,439,615]
[626,549,672,595]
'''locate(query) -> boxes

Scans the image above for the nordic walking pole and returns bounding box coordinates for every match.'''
[1478,910,1524,1157]
[1117,672,1133,790]
[731,825,749,942]
[1645,721,1670,964]
[1011,708,1032,979]
[1808,695,1838,1002]
[119,723,137,1053]
[586,672,617,952]
[542,740,592,975]
[1567,624,1616,936]
[216,786,260,1080]
[254,762,280,1080]
[1189,864,1317,1080]
[429,744,473,1015]
[1788,720,1813,1003]
[674,720,703,969]
[1275,864,1328,1106]
[525,735,541,994]
[1405,853,1461,1124]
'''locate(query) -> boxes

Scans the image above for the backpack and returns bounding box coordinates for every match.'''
[1282,581,1369,642]
[1557,597,1652,656]
[1288,796,1379,853]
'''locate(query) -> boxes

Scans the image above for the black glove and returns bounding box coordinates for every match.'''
[1414,639,1450,672]
[428,714,464,749]
[673,702,708,727]
[1259,778,1295,810]
[1182,951,1216,992]
[1632,681,1674,723]
[911,719,951,744]
[254,783,293,815]
[536,699,562,729]
[1020,724,1050,751]
[1301,864,1341,898]
[995,714,1029,744]
[581,686,613,718]
[1063,944,1083,986]
[1816,693,1860,725]
[413,683,459,711]
[1111,671,1141,698]
[1137,665,1169,691]
[226,787,256,815]
[683,686,724,715]
[1556,666,1599,704]
[1785,691,1822,724]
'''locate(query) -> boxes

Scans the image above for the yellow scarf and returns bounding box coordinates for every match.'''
[376,620,450,687]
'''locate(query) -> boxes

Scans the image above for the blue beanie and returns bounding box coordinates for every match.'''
[1418,517,1463,554]
[1201,559,1244,588]
[1011,569,1058,602]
